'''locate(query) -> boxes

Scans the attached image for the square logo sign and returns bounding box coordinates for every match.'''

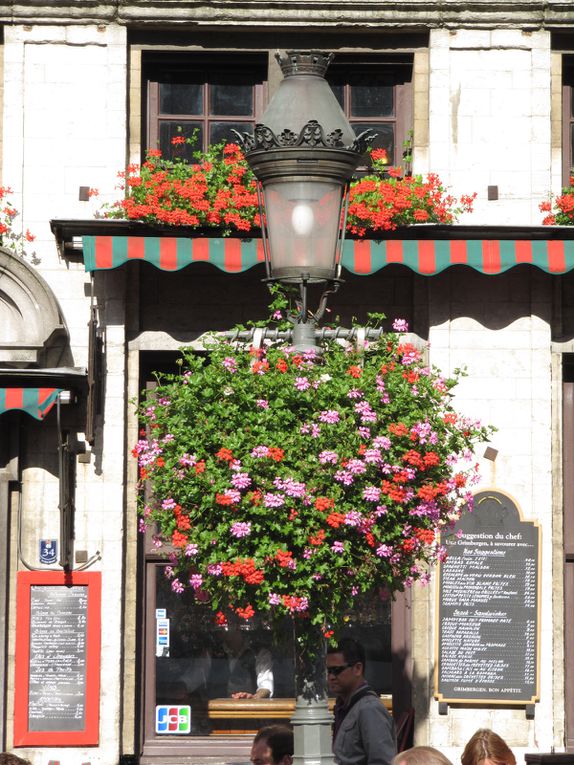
[155,705,191,734]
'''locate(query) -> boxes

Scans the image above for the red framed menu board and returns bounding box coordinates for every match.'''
[14,571,101,746]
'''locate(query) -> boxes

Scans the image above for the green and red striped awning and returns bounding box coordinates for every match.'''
[82,235,574,275]
[0,388,62,420]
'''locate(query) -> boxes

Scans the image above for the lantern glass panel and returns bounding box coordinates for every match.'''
[263,180,343,278]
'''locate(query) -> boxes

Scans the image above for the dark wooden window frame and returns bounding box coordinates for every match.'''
[563,57,574,188]
[143,51,413,167]
[144,52,268,157]
[326,54,413,167]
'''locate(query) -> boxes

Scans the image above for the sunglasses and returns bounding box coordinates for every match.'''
[327,664,352,676]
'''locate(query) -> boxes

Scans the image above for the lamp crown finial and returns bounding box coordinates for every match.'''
[275,50,334,78]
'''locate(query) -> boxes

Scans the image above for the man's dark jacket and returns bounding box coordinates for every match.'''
[333,684,397,765]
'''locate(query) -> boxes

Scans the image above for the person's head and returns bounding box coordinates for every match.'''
[0,755,32,765]
[222,627,247,654]
[393,746,454,765]
[326,638,366,699]
[461,730,516,765]
[251,725,294,765]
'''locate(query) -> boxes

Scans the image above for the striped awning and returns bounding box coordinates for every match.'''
[0,388,62,420]
[82,235,574,275]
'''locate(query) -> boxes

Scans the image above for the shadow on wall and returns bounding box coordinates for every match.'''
[132,260,574,341]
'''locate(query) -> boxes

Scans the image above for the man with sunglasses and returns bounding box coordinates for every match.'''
[327,638,396,765]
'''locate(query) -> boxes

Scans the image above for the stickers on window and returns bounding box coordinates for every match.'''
[156,617,170,657]
[155,705,191,734]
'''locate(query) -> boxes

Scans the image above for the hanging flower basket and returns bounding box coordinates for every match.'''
[134,314,493,639]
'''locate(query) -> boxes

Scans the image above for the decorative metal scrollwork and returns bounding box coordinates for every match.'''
[233,120,376,155]
[350,128,378,154]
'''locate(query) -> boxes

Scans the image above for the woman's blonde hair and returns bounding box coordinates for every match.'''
[461,729,516,765]
[393,746,454,765]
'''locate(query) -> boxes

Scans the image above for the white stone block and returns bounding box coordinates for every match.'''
[449,29,492,49]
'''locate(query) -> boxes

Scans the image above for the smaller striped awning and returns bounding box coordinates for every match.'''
[0,388,62,420]
[82,235,574,276]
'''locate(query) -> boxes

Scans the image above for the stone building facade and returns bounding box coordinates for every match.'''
[0,2,574,765]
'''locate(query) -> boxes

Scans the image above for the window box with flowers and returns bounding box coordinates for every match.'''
[540,177,574,225]
[99,137,476,236]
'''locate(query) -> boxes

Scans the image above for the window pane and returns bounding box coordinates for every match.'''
[329,83,344,109]
[159,121,204,162]
[352,122,395,160]
[209,121,253,147]
[153,567,391,736]
[210,84,254,116]
[351,84,393,117]
[159,83,203,116]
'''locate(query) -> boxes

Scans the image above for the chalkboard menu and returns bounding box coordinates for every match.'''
[28,585,88,731]
[14,571,101,746]
[435,489,540,705]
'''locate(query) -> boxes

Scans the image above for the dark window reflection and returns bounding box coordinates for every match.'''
[158,121,203,162]
[210,84,254,116]
[209,121,254,146]
[350,84,393,118]
[352,122,395,158]
[154,568,391,736]
[159,83,203,115]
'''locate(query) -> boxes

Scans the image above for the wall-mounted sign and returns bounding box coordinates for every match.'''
[435,489,540,705]
[14,571,101,746]
[39,540,57,565]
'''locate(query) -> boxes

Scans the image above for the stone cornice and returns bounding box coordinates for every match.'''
[1,0,574,30]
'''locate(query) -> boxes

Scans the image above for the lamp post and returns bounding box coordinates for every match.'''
[235,50,373,353]
[235,50,373,765]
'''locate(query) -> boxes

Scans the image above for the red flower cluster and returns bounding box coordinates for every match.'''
[172,530,188,548]
[417,483,448,501]
[104,141,259,234]
[381,481,407,503]
[388,422,409,437]
[540,178,574,225]
[215,611,228,626]
[282,595,308,612]
[221,558,265,584]
[414,527,435,545]
[402,449,440,470]
[314,496,335,512]
[308,529,326,546]
[347,169,476,235]
[326,512,346,528]
[275,549,293,568]
[235,603,255,620]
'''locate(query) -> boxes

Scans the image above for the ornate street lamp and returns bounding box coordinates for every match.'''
[235,50,373,352]
[235,50,374,765]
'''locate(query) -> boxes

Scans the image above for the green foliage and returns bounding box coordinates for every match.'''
[134,322,493,636]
